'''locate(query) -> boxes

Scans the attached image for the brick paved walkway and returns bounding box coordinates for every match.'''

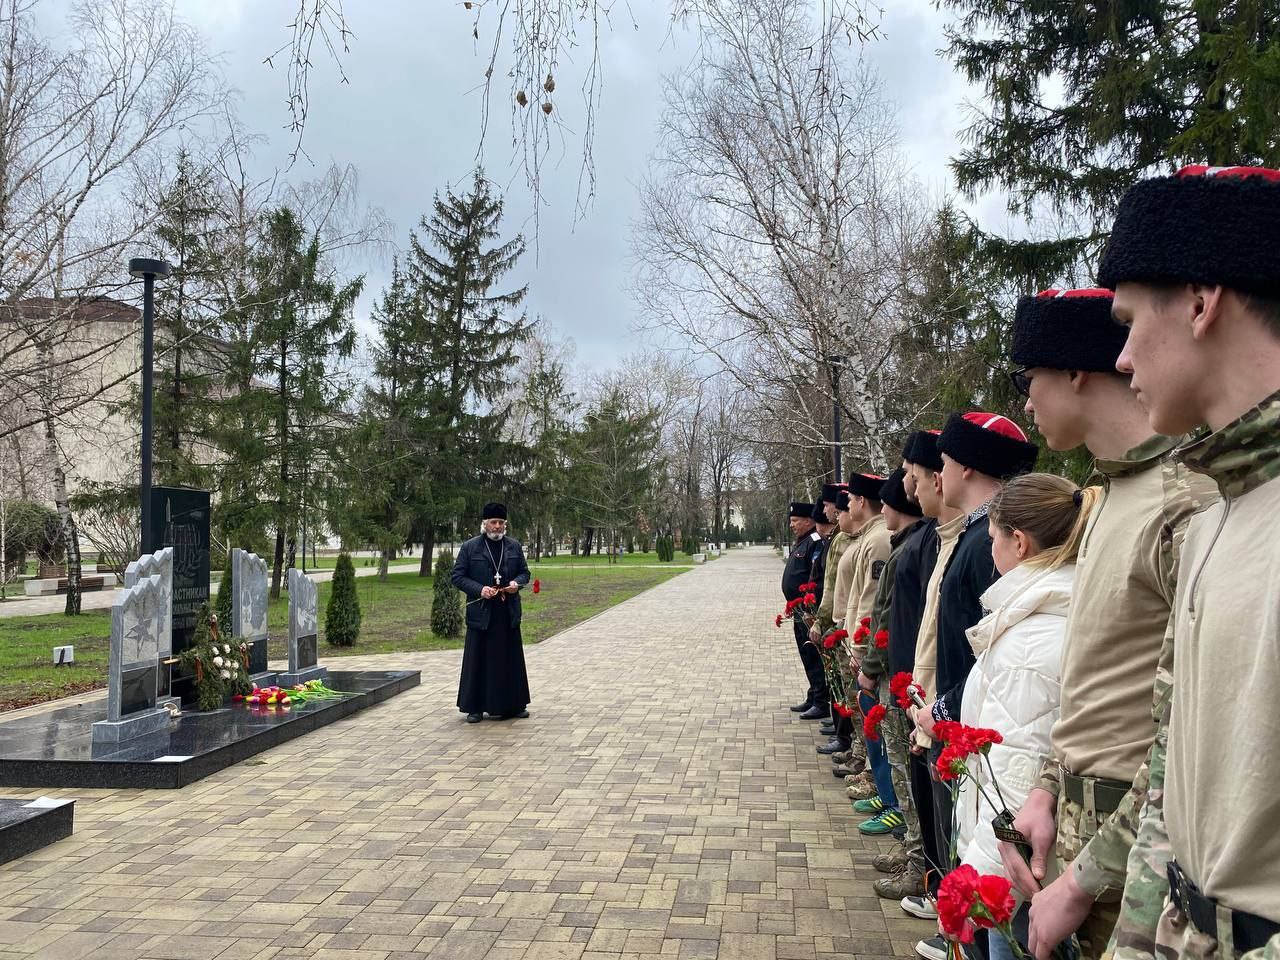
[0,546,933,960]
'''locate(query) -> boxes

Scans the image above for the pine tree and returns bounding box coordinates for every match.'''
[941,0,1280,264]
[325,552,361,647]
[431,549,463,637]
[404,172,533,572]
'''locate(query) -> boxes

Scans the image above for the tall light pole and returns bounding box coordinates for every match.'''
[129,257,173,554]
[826,354,845,482]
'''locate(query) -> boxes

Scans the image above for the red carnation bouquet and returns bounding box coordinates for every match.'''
[890,671,925,710]
[773,582,820,629]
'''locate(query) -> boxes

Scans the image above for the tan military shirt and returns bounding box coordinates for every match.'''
[913,513,966,748]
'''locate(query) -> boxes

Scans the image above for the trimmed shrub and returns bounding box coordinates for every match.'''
[325,552,361,647]
[431,549,463,638]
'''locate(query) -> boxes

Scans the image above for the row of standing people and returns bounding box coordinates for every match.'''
[781,165,1280,960]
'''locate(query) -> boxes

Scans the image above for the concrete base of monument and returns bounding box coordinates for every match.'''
[0,797,74,866]
[90,705,171,743]
[276,665,329,687]
[0,670,420,790]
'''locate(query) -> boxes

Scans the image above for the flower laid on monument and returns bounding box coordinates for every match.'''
[180,603,251,711]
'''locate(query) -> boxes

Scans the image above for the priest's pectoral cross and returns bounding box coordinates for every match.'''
[495,573,503,585]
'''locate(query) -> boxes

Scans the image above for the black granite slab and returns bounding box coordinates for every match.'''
[0,670,419,790]
[0,798,74,865]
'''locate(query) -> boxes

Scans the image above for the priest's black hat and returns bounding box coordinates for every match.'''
[481,501,508,520]
[1098,165,1280,298]
[879,469,923,518]
[788,501,814,519]
[937,412,1038,480]
[1011,288,1126,373]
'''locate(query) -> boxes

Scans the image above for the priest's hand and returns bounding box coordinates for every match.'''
[481,586,499,599]
[503,581,520,594]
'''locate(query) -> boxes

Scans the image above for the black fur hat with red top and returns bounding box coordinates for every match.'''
[847,472,886,502]
[937,412,1038,480]
[1011,288,1126,372]
[1098,165,1280,297]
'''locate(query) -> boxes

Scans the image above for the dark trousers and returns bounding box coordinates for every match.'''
[792,619,828,706]
[834,713,853,749]
[910,750,943,891]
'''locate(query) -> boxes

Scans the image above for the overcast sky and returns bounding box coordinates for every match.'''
[169,0,1004,371]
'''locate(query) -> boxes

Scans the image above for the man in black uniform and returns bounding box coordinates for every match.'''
[783,501,826,719]
[452,502,533,723]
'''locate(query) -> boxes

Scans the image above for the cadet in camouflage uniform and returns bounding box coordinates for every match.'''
[1097,166,1280,960]
[995,288,1217,960]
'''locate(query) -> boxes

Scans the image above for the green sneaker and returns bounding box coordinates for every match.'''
[858,808,905,835]
[853,796,886,814]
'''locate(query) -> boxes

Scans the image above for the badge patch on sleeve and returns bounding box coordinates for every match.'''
[871,560,886,580]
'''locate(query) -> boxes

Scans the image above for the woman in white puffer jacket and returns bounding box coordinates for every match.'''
[951,474,1100,960]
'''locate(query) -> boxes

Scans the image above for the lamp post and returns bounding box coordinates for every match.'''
[129,257,173,553]
[826,354,845,482]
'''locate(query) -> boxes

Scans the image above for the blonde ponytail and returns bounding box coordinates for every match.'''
[988,474,1101,571]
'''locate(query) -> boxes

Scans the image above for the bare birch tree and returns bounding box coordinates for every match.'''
[0,0,223,612]
[632,0,933,476]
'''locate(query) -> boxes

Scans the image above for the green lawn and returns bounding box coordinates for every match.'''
[0,564,686,712]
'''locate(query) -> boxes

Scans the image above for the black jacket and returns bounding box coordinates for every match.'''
[933,516,999,722]
[808,534,829,606]
[451,535,532,631]
[886,518,939,678]
[782,530,823,600]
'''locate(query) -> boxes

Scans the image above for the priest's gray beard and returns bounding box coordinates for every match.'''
[485,531,503,541]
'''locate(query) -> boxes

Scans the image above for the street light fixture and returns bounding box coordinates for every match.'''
[129,257,173,553]
[825,354,845,482]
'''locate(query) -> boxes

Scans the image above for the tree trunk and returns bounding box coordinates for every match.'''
[378,544,390,582]
[419,530,435,577]
[580,526,594,556]
[45,425,82,616]
[270,527,285,599]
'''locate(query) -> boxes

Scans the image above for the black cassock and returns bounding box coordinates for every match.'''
[451,534,532,715]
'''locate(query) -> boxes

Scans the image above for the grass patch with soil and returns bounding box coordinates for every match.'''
[0,563,685,712]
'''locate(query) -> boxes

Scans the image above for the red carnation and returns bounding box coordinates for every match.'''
[938,865,980,943]
[873,629,889,649]
[823,633,838,649]
[976,874,1015,926]
[833,702,854,718]
[803,592,816,606]
[852,625,870,643]
[775,614,783,628]
[532,579,541,594]
[936,744,968,781]
[860,616,871,628]
[828,628,849,644]
[862,704,887,741]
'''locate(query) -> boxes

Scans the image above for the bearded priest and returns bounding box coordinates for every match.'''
[451,501,533,723]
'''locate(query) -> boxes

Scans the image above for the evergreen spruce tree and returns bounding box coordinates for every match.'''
[325,552,361,647]
[940,0,1280,266]
[251,207,364,598]
[405,172,533,573]
[430,549,462,638]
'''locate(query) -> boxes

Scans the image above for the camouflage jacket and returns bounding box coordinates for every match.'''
[814,531,851,633]
[1109,394,1280,960]
[1055,434,1217,899]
